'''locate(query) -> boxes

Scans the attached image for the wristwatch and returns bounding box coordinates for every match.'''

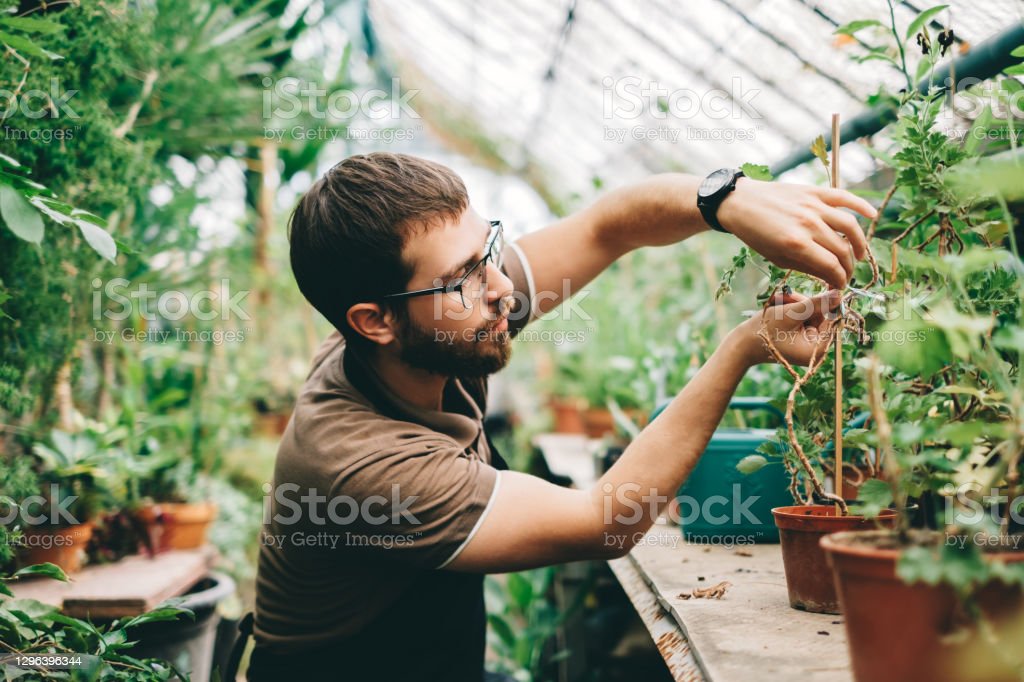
[697,168,745,233]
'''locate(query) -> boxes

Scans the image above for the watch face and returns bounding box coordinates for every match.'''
[699,168,734,198]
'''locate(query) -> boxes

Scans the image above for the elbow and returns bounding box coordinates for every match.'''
[586,530,636,560]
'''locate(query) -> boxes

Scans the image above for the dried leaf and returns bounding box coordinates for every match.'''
[678,580,732,600]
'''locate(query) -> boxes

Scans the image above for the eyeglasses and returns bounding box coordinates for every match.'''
[381,220,504,310]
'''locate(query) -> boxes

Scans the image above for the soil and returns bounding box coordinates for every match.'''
[832,529,1024,554]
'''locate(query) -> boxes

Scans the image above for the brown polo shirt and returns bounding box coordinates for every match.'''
[253,242,536,653]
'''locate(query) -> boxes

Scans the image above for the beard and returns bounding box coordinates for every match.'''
[396,314,513,378]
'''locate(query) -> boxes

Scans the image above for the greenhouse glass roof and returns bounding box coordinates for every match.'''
[368,0,1024,204]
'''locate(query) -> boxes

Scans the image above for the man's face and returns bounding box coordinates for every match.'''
[392,209,515,377]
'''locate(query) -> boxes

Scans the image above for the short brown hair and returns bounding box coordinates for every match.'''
[288,153,468,352]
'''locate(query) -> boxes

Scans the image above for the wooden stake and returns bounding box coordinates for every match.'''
[831,113,844,511]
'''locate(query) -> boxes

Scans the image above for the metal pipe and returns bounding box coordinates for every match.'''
[770,22,1024,177]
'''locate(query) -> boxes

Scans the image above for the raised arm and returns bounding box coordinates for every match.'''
[447,291,839,573]
[514,173,876,315]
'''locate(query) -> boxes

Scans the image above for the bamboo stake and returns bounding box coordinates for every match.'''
[831,114,844,510]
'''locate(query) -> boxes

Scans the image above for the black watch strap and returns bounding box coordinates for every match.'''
[697,169,745,233]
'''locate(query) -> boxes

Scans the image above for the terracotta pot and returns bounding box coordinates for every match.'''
[822,530,1024,682]
[138,502,218,551]
[581,407,614,438]
[772,505,896,614]
[18,522,94,574]
[549,397,585,434]
[581,407,647,439]
[255,412,291,438]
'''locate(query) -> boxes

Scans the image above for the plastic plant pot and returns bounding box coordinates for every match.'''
[772,505,896,613]
[822,530,1024,682]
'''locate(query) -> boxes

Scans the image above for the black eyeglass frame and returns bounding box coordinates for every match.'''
[379,220,504,308]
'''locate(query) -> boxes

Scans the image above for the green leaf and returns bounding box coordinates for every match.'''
[506,572,534,612]
[736,454,768,475]
[739,163,773,181]
[1004,64,1024,76]
[897,545,943,584]
[0,30,61,59]
[487,613,517,649]
[834,19,883,36]
[0,16,64,33]
[905,5,948,41]
[915,57,933,83]
[0,184,43,243]
[1011,45,1024,58]
[899,542,995,590]
[11,563,68,582]
[120,604,192,630]
[875,315,951,376]
[856,479,894,518]
[5,598,58,620]
[75,219,117,262]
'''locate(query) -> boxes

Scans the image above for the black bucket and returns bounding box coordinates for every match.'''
[124,571,236,682]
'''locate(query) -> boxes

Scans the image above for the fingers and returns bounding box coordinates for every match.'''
[766,290,839,327]
[797,244,848,290]
[820,206,868,260]
[811,221,854,284]
[807,289,842,326]
[817,187,878,220]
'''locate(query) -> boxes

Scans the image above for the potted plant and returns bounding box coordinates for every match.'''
[542,349,588,434]
[725,4,1024,675]
[134,456,218,552]
[19,430,117,573]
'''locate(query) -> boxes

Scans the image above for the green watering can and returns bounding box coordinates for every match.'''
[649,397,793,544]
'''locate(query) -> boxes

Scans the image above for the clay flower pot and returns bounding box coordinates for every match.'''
[549,397,586,434]
[138,502,218,552]
[822,530,1024,682]
[581,407,647,439]
[581,407,615,438]
[18,522,95,574]
[773,505,896,613]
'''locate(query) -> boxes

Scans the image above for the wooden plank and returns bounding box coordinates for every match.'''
[628,526,852,682]
[10,547,216,619]
[609,553,705,682]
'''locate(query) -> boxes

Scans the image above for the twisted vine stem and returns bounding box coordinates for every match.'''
[756,193,890,513]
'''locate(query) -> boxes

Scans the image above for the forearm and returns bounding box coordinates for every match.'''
[586,328,752,550]
[588,173,707,253]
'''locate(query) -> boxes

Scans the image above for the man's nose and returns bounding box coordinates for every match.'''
[485,261,513,302]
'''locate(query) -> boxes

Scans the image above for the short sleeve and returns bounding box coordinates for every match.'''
[329,435,501,569]
[500,241,537,337]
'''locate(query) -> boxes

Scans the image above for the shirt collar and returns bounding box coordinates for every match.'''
[341,345,482,450]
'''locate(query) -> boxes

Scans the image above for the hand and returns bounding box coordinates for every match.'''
[717,178,877,290]
[730,290,841,367]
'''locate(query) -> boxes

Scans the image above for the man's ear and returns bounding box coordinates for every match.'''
[347,302,398,346]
